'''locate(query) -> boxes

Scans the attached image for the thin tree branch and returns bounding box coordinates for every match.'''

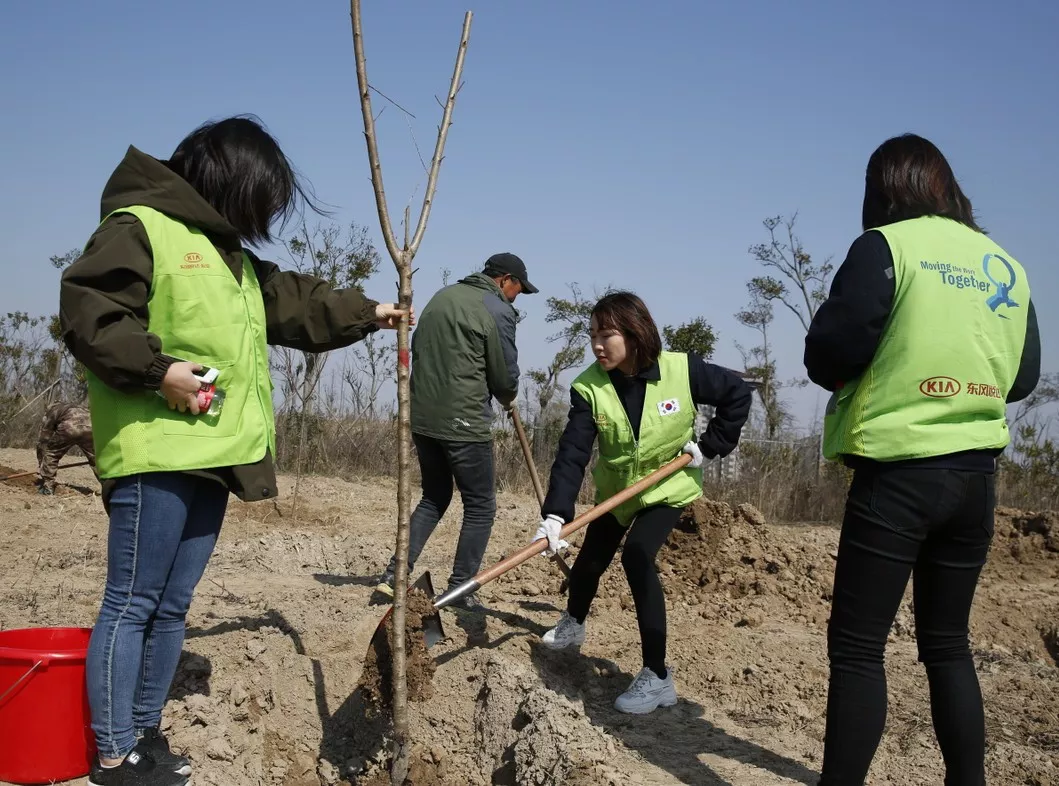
[351,0,402,262]
[778,298,811,334]
[369,84,417,118]
[404,114,429,174]
[788,217,817,326]
[409,12,472,256]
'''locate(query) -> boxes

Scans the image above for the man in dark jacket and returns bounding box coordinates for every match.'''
[378,253,538,609]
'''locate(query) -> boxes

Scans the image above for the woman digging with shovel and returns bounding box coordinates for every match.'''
[536,292,753,714]
[60,116,410,786]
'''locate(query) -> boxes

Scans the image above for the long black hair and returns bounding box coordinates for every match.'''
[168,115,322,245]
[862,134,982,233]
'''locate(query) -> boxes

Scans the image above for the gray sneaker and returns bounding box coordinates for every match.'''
[614,666,678,714]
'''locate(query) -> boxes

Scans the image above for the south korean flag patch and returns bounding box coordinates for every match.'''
[657,398,681,416]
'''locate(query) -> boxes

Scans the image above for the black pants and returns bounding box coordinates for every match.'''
[567,505,680,676]
[385,433,497,589]
[821,467,994,786]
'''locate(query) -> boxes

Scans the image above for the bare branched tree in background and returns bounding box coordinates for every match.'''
[736,280,789,438]
[342,333,394,419]
[270,221,380,516]
[525,284,596,429]
[50,249,81,271]
[736,213,833,436]
[748,213,833,333]
[1001,373,1059,506]
[350,2,472,781]
[272,223,380,446]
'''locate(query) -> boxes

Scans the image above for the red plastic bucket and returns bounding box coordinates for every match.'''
[0,627,95,784]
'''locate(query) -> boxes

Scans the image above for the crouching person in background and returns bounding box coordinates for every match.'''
[536,292,752,714]
[36,401,98,494]
[61,116,410,786]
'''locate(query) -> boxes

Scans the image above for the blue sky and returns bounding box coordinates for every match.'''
[2,0,1055,429]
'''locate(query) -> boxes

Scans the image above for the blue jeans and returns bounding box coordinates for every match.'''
[86,473,228,759]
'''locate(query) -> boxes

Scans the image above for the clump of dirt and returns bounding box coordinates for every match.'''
[359,588,438,710]
[661,498,834,618]
[470,652,632,785]
[993,507,1059,568]
[352,650,633,786]
[353,754,453,786]
[0,464,38,491]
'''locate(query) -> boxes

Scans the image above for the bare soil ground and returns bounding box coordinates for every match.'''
[1,448,1056,785]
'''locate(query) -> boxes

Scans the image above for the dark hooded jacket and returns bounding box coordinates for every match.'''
[60,146,380,503]
[409,272,520,442]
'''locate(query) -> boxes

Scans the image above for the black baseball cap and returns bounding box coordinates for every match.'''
[483,252,538,294]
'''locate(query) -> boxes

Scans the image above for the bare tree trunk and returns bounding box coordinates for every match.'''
[390,211,413,785]
[291,353,315,520]
[350,4,472,782]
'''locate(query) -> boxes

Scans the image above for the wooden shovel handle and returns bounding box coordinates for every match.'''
[472,453,693,587]
[510,408,545,506]
[509,408,573,582]
[0,460,90,483]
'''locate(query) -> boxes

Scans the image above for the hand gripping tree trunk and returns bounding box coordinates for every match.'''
[350,3,472,783]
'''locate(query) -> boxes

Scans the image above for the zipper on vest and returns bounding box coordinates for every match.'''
[241,288,269,450]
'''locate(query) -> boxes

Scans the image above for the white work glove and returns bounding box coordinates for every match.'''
[682,440,704,468]
[534,514,569,557]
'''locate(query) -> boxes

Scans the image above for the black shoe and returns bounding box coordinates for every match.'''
[87,749,188,786]
[38,486,54,496]
[135,727,192,776]
[448,592,488,613]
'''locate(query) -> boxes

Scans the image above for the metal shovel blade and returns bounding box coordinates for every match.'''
[368,572,446,657]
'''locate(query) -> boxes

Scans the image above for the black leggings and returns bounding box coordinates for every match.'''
[821,467,994,786]
[567,505,680,676]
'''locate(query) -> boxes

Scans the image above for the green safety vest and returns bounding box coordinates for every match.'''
[823,216,1030,462]
[87,205,275,478]
[572,351,702,526]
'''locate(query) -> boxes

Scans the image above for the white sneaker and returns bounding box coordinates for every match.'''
[614,666,677,714]
[542,612,586,650]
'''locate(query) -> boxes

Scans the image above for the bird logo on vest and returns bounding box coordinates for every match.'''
[982,253,1018,318]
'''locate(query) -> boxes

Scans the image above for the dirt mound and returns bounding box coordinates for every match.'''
[358,588,438,710]
[2,448,1057,786]
[992,507,1059,568]
[659,498,835,627]
[349,649,640,786]
[471,653,625,785]
[0,464,38,491]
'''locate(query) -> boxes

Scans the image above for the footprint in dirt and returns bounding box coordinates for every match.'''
[527,643,819,785]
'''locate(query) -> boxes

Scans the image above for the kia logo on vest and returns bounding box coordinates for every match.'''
[920,377,961,398]
[184,252,203,263]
